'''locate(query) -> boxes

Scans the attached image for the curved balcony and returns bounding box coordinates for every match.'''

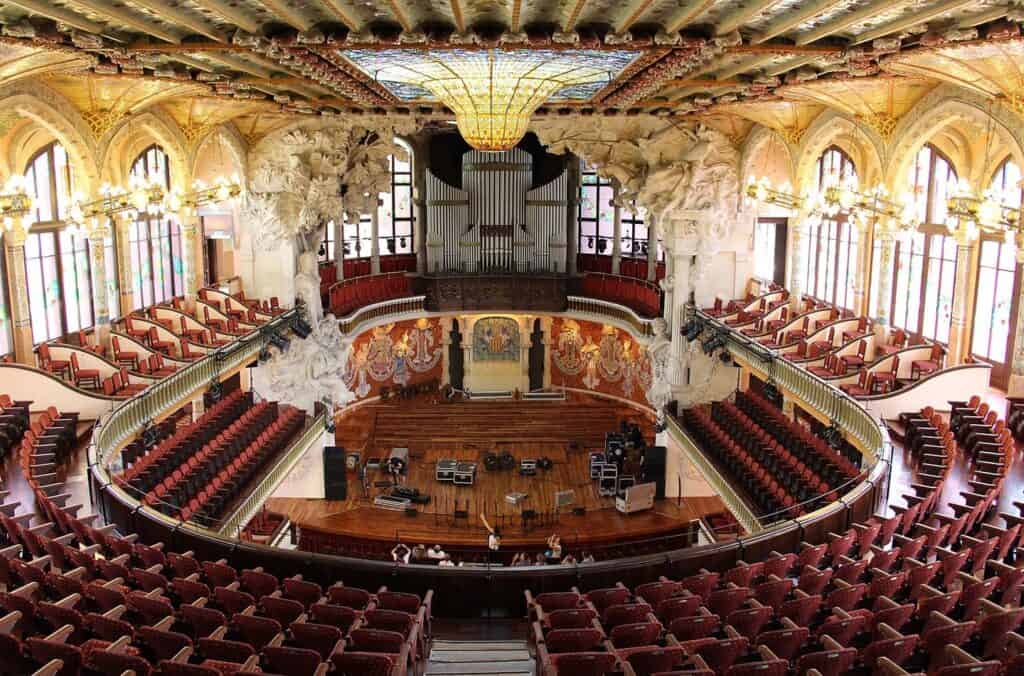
[85,289,890,617]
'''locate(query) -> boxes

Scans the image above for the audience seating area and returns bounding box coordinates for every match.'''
[113,389,305,526]
[3,407,434,676]
[32,288,282,397]
[530,386,1022,676]
[680,391,861,518]
[328,272,414,317]
[706,283,955,398]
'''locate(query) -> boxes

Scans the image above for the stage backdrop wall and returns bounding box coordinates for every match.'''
[343,317,445,399]
[549,317,654,409]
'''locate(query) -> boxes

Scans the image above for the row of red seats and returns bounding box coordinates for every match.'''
[6,396,433,676]
[527,436,1022,675]
[118,390,251,489]
[577,254,666,282]
[683,405,801,516]
[579,273,661,318]
[329,273,413,317]
[179,406,305,524]
[143,401,280,517]
[739,390,861,481]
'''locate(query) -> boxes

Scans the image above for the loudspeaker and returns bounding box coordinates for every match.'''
[572,506,586,517]
[404,507,418,517]
[453,508,469,519]
[522,509,537,520]
[644,445,667,499]
[323,446,347,500]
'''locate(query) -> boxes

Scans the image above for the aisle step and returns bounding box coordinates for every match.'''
[427,639,533,676]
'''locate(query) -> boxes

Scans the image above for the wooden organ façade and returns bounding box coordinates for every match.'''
[425,147,569,274]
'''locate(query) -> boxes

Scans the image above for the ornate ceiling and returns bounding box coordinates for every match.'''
[0,0,1020,145]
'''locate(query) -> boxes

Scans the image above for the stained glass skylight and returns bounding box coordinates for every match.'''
[340,48,641,151]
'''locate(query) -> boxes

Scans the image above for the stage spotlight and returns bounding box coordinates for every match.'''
[292,318,312,339]
[258,345,272,362]
[680,319,696,337]
[685,322,702,342]
[719,351,733,364]
[268,331,290,352]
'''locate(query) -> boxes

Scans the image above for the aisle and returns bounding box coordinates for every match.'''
[426,639,533,675]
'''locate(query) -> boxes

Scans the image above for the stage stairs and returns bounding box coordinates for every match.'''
[426,639,534,675]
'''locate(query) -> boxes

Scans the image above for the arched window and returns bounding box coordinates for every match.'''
[129,145,182,307]
[887,144,959,342]
[338,155,414,264]
[804,146,859,310]
[578,162,663,271]
[22,141,98,342]
[970,158,1023,385]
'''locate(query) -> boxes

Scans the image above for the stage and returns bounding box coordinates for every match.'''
[267,395,728,561]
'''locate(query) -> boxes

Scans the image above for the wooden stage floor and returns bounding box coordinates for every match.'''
[267,395,726,556]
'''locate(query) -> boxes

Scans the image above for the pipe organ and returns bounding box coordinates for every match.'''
[425,148,569,274]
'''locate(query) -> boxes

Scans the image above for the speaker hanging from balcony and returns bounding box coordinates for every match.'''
[323,445,347,501]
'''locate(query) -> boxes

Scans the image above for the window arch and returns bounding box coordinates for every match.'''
[970,158,1022,385]
[22,141,99,343]
[337,155,415,264]
[803,146,859,310]
[886,144,959,343]
[577,162,663,272]
[129,144,182,307]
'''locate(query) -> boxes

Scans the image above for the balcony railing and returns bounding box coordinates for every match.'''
[93,309,297,470]
[694,307,889,466]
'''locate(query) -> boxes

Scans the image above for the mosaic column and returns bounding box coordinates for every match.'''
[872,233,895,327]
[370,200,381,275]
[787,218,807,311]
[646,213,659,282]
[88,224,110,347]
[946,239,976,366]
[4,219,34,364]
[852,220,871,316]
[116,214,136,314]
[177,210,201,303]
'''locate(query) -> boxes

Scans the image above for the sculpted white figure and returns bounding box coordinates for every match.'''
[258,313,355,413]
[294,251,323,321]
[532,118,742,281]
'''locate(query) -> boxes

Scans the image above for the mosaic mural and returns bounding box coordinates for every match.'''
[343,317,444,398]
[472,316,519,362]
[551,317,653,406]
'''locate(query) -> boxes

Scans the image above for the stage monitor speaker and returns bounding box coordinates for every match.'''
[644,445,667,499]
[453,509,469,519]
[323,445,347,501]
[572,506,586,517]
[404,507,418,517]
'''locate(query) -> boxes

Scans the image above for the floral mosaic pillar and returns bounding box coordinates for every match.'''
[668,252,691,396]
[947,240,976,366]
[116,214,136,315]
[788,219,807,311]
[4,221,34,364]
[177,210,201,303]
[88,226,110,346]
[872,234,895,328]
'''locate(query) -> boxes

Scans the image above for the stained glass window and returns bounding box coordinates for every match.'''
[378,154,414,256]
[130,145,181,308]
[23,142,98,342]
[578,164,616,256]
[805,147,858,310]
[971,159,1022,371]
[887,144,959,342]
